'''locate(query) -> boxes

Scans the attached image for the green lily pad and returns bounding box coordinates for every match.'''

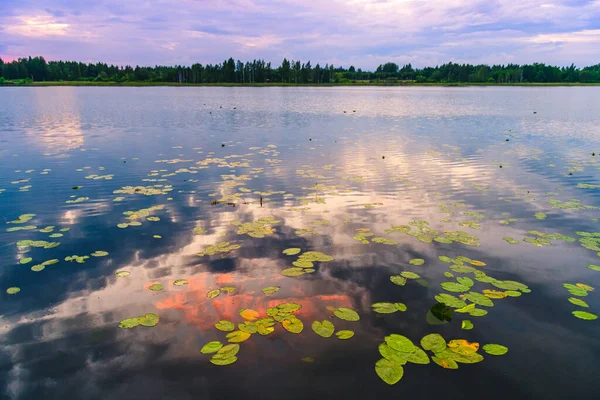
[261,286,280,295]
[201,341,223,354]
[572,311,598,320]
[213,343,240,359]
[312,320,334,338]
[468,308,488,317]
[568,298,589,307]
[335,330,355,339]
[91,251,109,257]
[401,271,420,279]
[115,271,130,277]
[461,320,474,330]
[409,258,424,266]
[372,302,407,314]
[587,264,600,271]
[390,275,407,286]
[149,284,164,291]
[482,344,508,355]
[292,260,314,268]
[20,257,32,265]
[6,287,21,295]
[215,320,235,332]
[173,279,188,286]
[432,356,458,369]
[282,317,304,333]
[137,313,159,327]
[375,358,404,385]
[210,356,238,366]
[118,317,139,328]
[281,267,306,277]
[464,292,494,307]
[333,307,360,321]
[31,264,45,272]
[283,248,301,255]
[207,289,220,298]
[441,282,470,293]
[406,347,430,364]
[435,293,467,308]
[385,334,415,353]
[420,333,446,353]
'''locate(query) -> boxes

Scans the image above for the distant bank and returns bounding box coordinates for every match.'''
[3,81,600,87]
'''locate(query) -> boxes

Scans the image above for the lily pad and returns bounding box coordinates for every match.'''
[19,257,32,265]
[372,302,407,314]
[226,330,252,343]
[201,341,223,354]
[281,267,306,277]
[261,286,280,295]
[240,309,260,320]
[312,320,335,338]
[149,284,164,291]
[282,317,304,333]
[283,248,302,255]
[335,330,355,339]
[333,307,360,321]
[115,271,130,277]
[409,258,425,266]
[173,279,188,286]
[587,264,600,271]
[482,344,508,355]
[137,313,159,327]
[421,333,446,353]
[375,358,404,385]
[572,311,598,320]
[390,275,407,286]
[568,298,589,307]
[385,334,415,353]
[401,271,420,279]
[215,320,235,332]
[461,320,474,330]
[207,289,220,298]
[441,282,470,293]
[119,317,140,328]
[91,251,109,257]
[6,287,21,295]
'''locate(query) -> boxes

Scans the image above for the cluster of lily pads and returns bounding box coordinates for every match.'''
[119,313,160,328]
[522,230,574,247]
[201,303,360,366]
[206,286,236,298]
[231,217,281,238]
[385,220,480,246]
[281,249,334,277]
[118,205,165,228]
[197,241,241,257]
[375,333,508,385]
[563,281,597,320]
[432,255,530,320]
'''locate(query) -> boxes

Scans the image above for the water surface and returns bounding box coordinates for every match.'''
[1,86,600,400]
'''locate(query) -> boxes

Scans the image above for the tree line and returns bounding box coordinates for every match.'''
[1,56,600,84]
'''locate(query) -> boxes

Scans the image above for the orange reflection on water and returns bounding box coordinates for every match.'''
[155,273,353,331]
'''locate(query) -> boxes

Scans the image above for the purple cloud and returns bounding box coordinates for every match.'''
[1,0,600,68]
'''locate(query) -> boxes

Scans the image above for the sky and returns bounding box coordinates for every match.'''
[1,0,600,69]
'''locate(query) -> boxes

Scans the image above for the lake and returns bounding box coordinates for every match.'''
[1,86,599,400]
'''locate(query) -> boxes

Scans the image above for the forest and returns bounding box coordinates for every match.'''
[1,56,600,84]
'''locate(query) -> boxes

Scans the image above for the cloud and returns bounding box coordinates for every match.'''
[0,0,599,67]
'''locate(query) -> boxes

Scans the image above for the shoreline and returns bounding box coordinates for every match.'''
[2,81,600,87]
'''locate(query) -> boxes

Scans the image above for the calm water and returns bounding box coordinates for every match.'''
[1,87,599,400]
